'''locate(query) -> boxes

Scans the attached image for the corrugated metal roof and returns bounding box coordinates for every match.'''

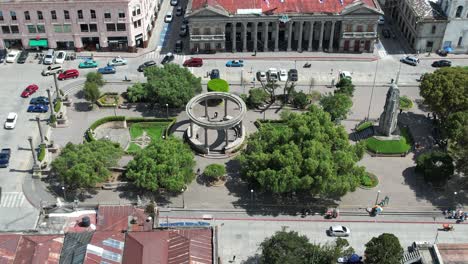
[0,234,21,264]
[14,235,64,264]
[59,232,94,264]
[84,231,125,264]
[437,243,468,264]
[409,0,446,19]
[97,205,152,232]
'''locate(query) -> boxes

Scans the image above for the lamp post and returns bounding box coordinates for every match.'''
[374,190,381,206]
[182,188,185,209]
[366,59,379,120]
[250,189,254,201]
[165,104,169,118]
[62,186,66,201]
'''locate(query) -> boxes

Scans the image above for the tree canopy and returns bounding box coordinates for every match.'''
[127,64,202,107]
[247,88,269,108]
[364,233,403,264]
[51,140,123,189]
[335,78,355,97]
[238,106,366,196]
[83,81,101,105]
[450,125,468,178]
[419,67,468,119]
[320,93,353,122]
[126,137,195,192]
[416,151,454,185]
[203,164,226,180]
[259,230,354,264]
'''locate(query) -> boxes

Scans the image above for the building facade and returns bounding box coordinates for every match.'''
[0,0,159,51]
[438,0,468,53]
[384,0,448,53]
[186,0,383,54]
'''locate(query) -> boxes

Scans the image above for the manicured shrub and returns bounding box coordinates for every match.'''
[207,79,229,92]
[54,99,62,113]
[399,96,413,110]
[38,144,46,162]
[204,164,226,180]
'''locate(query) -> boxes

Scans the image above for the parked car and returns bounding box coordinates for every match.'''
[288,69,298,82]
[4,113,17,129]
[183,57,203,67]
[170,0,179,6]
[210,69,220,79]
[97,65,116,74]
[107,56,127,66]
[176,6,184,16]
[174,40,183,53]
[432,60,452,67]
[0,148,11,168]
[279,69,288,82]
[339,71,352,80]
[21,84,39,98]
[226,60,244,67]
[42,65,63,76]
[382,28,391,38]
[30,96,50,105]
[138,60,157,72]
[164,12,173,23]
[257,71,267,82]
[79,59,98,68]
[400,56,419,66]
[267,68,278,82]
[27,104,49,113]
[0,49,6,63]
[54,51,66,64]
[161,53,175,64]
[42,49,55,65]
[17,50,29,64]
[179,24,188,37]
[6,50,20,63]
[337,254,363,264]
[328,225,350,237]
[58,69,79,80]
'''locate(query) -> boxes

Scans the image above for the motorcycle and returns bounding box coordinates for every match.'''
[303,63,311,68]
[442,224,454,231]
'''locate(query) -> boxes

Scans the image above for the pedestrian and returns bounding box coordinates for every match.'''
[197,168,201,175]
[195,133,199,139]
[232,255,236,261]
[391,78,394,83]
[399,109,403,114]
[214,112,218,118]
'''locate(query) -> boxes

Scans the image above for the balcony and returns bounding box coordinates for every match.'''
[342,31,377,39]
[190,34,225,41]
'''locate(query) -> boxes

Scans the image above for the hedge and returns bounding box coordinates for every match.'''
[204,164,226,180]
[356,121,373,132]
[54,99,62,113]
[207,79,229,92]
[96,92,120,107]
[399,96,413,110]
[86,116,126,141]
[254,119,287,129]
[38,144,46,162]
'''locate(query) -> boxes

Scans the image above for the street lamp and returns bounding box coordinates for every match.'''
[181,188,185,209]
[374,190,381,206]
[250,189,254,201]
[62,186,66,201]
[165,104,169,118]
[366,59,379,120]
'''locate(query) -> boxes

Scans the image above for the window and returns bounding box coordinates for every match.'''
[458,36,463,47]
[77,10,83,19]
[37,11,43,20]
[27,25,37,33]
[138,20,141,27]
[10,11,17,20]
[89,24,97,32]
[134,19,141,28]
[193,28,200,35]
[24,11,30,20]
[133,21,137,28]
[63,24,71,32]
[132,7,136,16]
[431,25,436,34]
[116,23,126,31]
[54,24,63,33]
[357,25,363,32]
[204,43,211,50]
[215,27,222,34]
[106,23,116,31]
[455,6,463,17]
[216,43,222,49]
[2,25,10,34]
[345,24,352,32]
[90,10,96,19]
[37,24,45,33]
[426,41,434,51]
[104,12,111,19]
[118,11,125,18]
[80,24,89,32]
[51,10,57,20]
[10,25,19,33]
[64,10,70,19]
[0,11,3,21]
[136,5,141,15]
[367,24,373,32]
[203,28,211,35]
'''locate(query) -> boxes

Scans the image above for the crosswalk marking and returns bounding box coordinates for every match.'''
[0,192,26,208]
[378,50,387,58]
[142,52,186,63]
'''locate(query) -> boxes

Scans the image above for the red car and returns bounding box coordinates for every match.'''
[183,58,203,67]
[58,69,79,80]
[21,84,39,98]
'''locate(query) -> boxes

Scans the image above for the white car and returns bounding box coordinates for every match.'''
[4,112,17,129]
[107,56,127,66]
[6,50,20,63]
[279,69,288,82]
[328,225,350,237]
[54,51,66,64]
[164,12,173,23]
[267,68,278,82]
[257,71,267,82]
[339,71,352,80]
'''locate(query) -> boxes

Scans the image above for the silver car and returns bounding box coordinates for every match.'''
[328,225,350,237]
[400,56,419,66]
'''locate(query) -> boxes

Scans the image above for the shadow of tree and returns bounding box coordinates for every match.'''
[73,102,92,112]
[241,254,261,264]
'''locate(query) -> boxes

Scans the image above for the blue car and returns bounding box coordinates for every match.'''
[27,104,49,113]
[226,60,244,67]
[97,66,116,74]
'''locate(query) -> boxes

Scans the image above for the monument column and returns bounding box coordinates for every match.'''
[328,21,336,52]
[224,98,228,117]
[308,21,314,51]
[204,128,209,151]
[204,99,209,120]
[298,21,304,52]
[232,23,237,52]
[318,21,325,51]
[225,129,229,146]
[242,22,247,52]
[253,22,258,52]
[190,123,193,138]
[263,22,269,52]
[287,22,293,51]
[239,121,243,136]
[274,22,279,52]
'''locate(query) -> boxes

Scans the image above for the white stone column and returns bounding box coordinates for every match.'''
[308,21,314,51]
[242,22,247,52]
[263,22,269,52]
[232,23,237,52]
[253,22,258,51]
[274,22,279,52]
[318,21,325,51]
[287,22,293,51]
[298,21,304,52]
[328,21,336,52]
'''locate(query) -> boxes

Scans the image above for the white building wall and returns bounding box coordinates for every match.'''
[439,0,468,53]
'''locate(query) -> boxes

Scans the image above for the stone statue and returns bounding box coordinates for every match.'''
[378,84,400,136]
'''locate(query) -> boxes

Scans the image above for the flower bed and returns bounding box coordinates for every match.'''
[96,92,122,107]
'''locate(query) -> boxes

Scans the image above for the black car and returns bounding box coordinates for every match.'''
[17,50,29,64]
[30,96,50,105]
[176,6,184,16]
[0,49,6,63]
[137,60,157,72]
[210,69,220,79]
[179,24,188,37]
[382,29,391,38]
[175,40,183,53]
[432,60,452,67]
[161,53,174,64]
[182,18,189,24]
[288,69,298,82]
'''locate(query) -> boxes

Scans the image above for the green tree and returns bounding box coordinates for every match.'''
[419,67,468,119]
[83,81,101,107]
[143,63,202,107]
[263,80,281,101]
[86,72,105,87]
[335,78,355,97]
[450,125,468,178]
[444,111,468,142]
[238,105,366,196]
[320,93,353,122]
[291,91,309,109]
[51,140,123,190]
[203,164,226,180]
[247,88,269,108]
[126,82,147,103]
[416,151,454,185]
[126,137,195,192]
[365,233,403,264]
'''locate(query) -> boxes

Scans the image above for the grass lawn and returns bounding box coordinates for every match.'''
[356,121,373,132]
[365,127,412,154]
[126,143,141,153]
[129,122,170,141]
[360,172,379,188]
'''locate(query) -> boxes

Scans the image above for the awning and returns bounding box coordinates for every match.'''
[29,39,48,47]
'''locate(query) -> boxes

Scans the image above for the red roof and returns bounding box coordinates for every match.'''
[62,211,97,233]
[0,234,21,264]
[84,231,125,264]
[13,235,64,264]
[437,243,468,264]
[192,0,378,14]
[122,229,213,264]
[96,205,152,232]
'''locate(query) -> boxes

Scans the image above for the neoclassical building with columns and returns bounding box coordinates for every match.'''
[186,0,383,53]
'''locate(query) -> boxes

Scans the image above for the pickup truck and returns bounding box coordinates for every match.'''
[0,148,11,168]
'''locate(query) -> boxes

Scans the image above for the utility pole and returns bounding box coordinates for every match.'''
[36,116,45,144]
[367,59,380,120]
